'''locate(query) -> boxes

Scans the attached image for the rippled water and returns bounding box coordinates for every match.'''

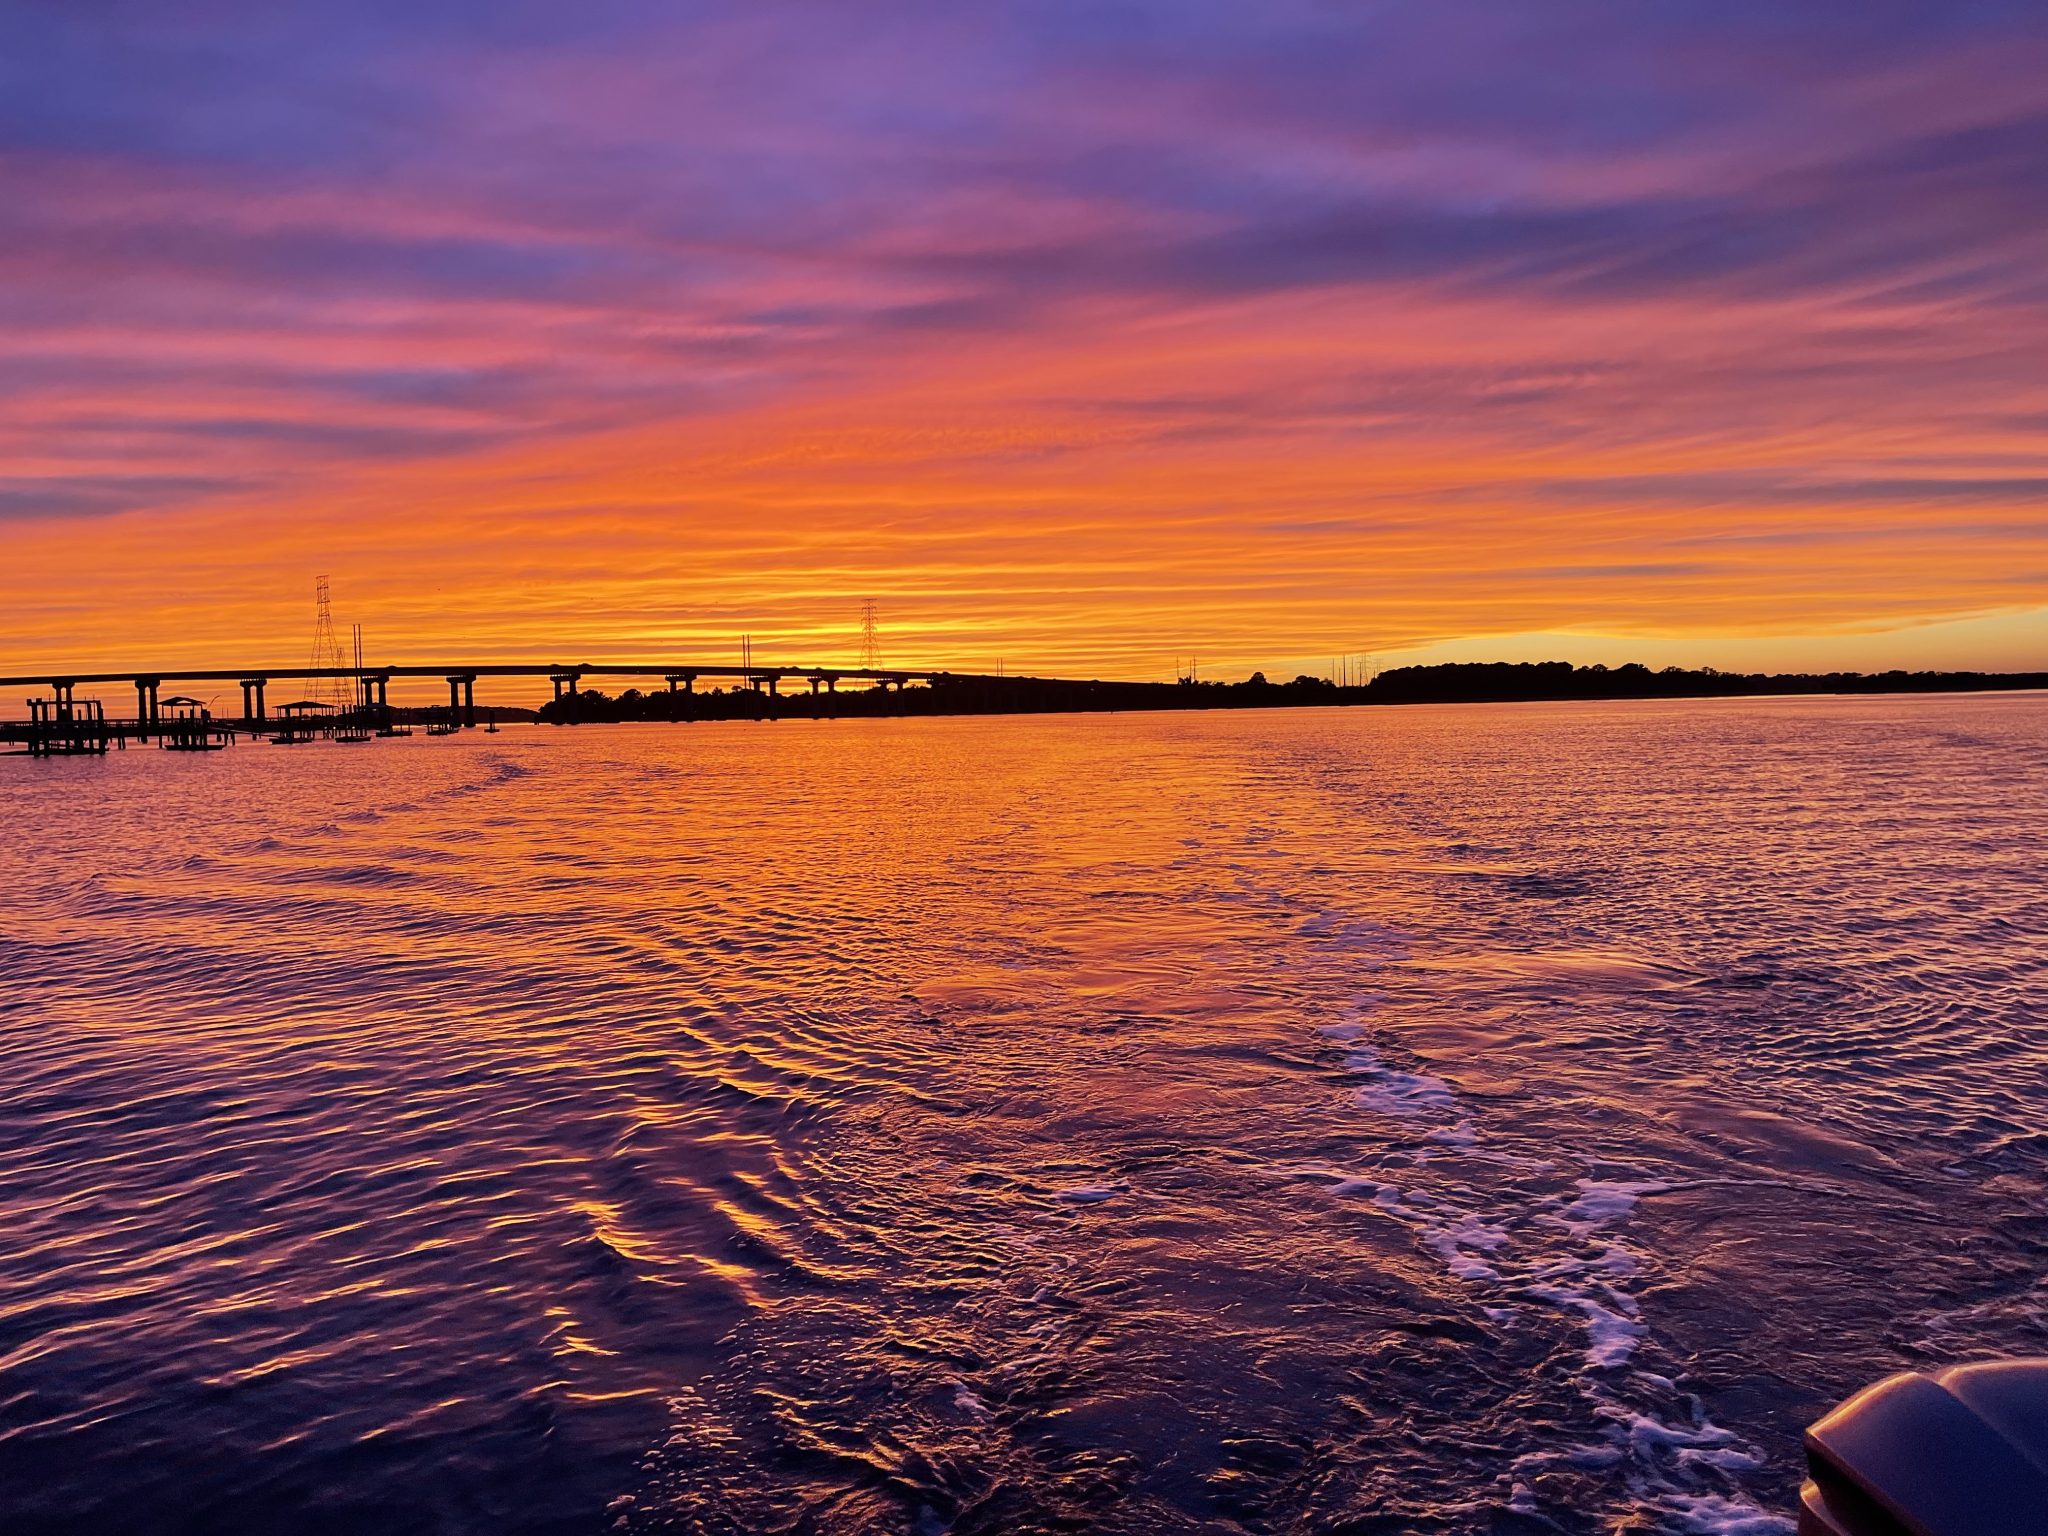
[3,696,2046,1535]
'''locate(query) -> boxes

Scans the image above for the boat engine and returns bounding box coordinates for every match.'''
[1800,1359,2048,1534]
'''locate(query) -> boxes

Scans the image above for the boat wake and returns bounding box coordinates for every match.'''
[1300,1004,1797,1535]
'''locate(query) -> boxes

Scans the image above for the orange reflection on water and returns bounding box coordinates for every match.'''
[0,699,2044,1531]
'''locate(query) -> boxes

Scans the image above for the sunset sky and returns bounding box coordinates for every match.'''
[3,1,2045,686]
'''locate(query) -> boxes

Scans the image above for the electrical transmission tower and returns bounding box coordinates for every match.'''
[308,575,351,713]
[858,599,882,669]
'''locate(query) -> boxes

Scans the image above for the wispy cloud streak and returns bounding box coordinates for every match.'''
[0,1,2043,672]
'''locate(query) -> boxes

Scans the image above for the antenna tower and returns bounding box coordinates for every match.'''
[308,576,350,713]
[858,599,882,670]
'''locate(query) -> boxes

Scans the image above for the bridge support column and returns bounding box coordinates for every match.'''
[809,676,821,694]
[447,674,479,726]
[766,677,779,697]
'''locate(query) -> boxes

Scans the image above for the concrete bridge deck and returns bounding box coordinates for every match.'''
[0,662,966,687]
[0,661,1008,729]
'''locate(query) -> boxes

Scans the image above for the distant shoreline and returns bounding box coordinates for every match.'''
[5,664,2040,735]
[537,663,2048,725]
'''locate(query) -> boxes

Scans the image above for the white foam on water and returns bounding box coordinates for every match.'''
[1604,1407,1743,1460]
[1312,1005,1791,1533]
[1526,1283,1645,1367]
[1424,1211,1512,1282]
[1554,1178,1672,1238]
[1525,1243,1640,1285]
[1329,1177,1402,1204]
[1343,1038,1458,1118]
[1053,1184,1123,1204]
[1654,1493,1796,1535]
[1505,1387,1795,1535]
[1438,1248,1503,1282]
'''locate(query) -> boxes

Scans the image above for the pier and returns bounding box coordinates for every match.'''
[16,695,114,757]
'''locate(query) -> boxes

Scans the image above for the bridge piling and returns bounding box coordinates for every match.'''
[445,674,478,728]
[133,678,161,740]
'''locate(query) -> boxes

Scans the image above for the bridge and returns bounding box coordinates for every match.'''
[0,661,977,729]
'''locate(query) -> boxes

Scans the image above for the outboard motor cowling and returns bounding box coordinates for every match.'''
[1801,1359,2048,1535]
